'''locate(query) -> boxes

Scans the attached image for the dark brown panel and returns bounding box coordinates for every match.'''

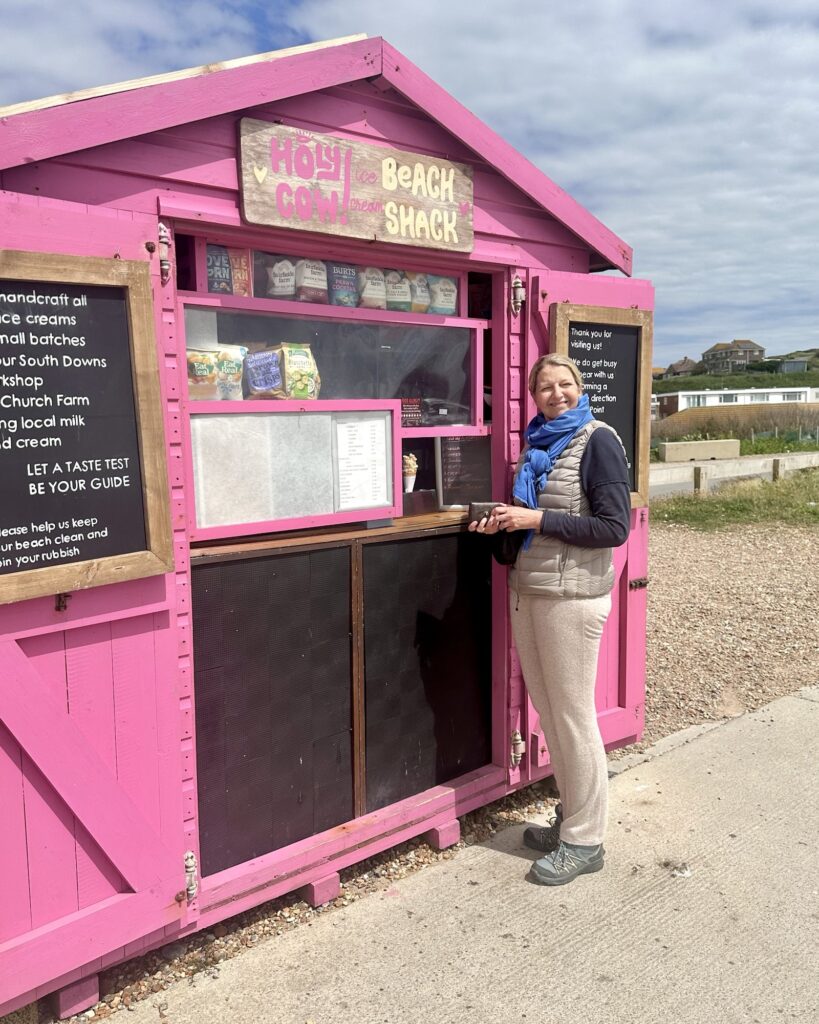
[193,547,353,875]
[363,533,492,813]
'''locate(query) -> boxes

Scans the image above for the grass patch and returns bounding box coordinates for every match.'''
[739,437,819,455]
[651,468,819,529]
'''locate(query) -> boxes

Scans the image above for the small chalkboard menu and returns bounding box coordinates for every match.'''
[552,303,653,505]
[0,251,172,605]
[435,435,491,509]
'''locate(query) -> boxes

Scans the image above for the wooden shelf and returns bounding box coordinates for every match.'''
[190,509,468,563]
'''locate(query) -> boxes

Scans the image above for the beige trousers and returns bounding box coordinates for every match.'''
[510,591,611,846]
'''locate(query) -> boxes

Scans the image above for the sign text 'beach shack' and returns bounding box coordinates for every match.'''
[240,119,474,252]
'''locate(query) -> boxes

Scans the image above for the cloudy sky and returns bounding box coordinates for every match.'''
[2,0,818,367]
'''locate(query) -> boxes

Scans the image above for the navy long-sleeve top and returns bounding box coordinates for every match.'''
[537,427,632,549]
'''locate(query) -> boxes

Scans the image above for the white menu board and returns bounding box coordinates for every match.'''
[190,408,394,532]
[335,413,390,512]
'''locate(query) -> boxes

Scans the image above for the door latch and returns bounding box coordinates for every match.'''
[628,577,649,590]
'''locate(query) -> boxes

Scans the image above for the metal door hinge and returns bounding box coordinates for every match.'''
[510,730,526,766]
[158,221,172,285]
[184,850,198,902]
[629,577,649,590]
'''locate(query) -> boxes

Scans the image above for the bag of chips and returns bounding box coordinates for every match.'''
[428,274,458,315]
[215,345,248,400]
[279,343,321,399]
[357,266,387,309]
[187,350,219,400]
[385,270,412,312]
[244,348,286,398]
[295,260,329,303]
[327,262,359,307]
[405,272,431,313]
[263,255,297,300]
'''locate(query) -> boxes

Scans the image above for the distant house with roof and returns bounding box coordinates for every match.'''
[701,339,765,374]
[656,384,819,418]
[662,357,699,378]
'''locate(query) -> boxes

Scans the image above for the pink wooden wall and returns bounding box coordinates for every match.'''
[0,48,651,1016]
[0,193,192,1016]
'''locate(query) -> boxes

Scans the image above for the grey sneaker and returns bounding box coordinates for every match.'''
[529,841,604,886]
[522,803,563,852]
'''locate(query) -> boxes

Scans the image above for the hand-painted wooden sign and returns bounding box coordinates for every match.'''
[240,119,474,252]
[0,250,172,604]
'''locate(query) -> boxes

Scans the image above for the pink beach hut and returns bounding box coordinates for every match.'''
[0,35,653,1018]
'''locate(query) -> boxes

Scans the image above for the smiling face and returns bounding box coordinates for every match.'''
[533,364,582,420]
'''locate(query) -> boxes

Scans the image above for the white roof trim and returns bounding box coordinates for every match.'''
[0,35,368,119]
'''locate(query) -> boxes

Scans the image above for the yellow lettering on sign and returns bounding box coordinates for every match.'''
[382,202,459,244]
[412,163,428,198]
[427,166,440,199]
[384,200,400,235]
[440,167,455,203]
[382,158,398,191]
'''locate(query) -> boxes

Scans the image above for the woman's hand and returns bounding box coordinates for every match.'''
[467,504,541,534]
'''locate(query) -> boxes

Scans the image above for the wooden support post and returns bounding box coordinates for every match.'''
[424,819,461,851]
[301,872,340,908]
[50,975,99,1020]
[772,458,781,482]
[693,466,707,494]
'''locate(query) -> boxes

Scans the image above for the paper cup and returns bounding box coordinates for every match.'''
[403,474,416,493]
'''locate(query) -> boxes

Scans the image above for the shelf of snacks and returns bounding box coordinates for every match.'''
[203,243,464,319]
[182,300,489,434]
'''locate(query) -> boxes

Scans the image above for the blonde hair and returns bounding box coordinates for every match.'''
[528,353,584,396]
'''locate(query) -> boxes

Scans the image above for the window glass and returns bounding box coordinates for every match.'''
[184,307,472,426]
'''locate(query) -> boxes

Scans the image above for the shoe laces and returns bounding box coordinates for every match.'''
[551,842,584,872]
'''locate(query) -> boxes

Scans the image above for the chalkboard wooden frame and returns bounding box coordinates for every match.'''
[551,303,653,507]
[0,250,173,605]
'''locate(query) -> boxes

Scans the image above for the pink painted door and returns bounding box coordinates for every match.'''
[520,269,653,781]
[0,194,185,1014]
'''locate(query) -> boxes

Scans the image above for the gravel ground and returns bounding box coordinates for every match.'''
[9,522,817,1024]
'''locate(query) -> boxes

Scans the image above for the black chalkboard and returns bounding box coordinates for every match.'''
[435,435,491,509]
[568,321,637,490]
[0,279,147,577]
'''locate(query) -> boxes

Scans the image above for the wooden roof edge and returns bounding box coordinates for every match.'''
[378,41,632,275]
[0,35,368,119]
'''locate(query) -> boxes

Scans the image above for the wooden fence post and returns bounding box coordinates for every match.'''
[694,466,707,494]
[772,458,781,482]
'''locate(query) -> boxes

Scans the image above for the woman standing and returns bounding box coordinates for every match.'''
[470,353,631,885]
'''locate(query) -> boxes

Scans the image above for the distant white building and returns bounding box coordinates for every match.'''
[657,386,819,419]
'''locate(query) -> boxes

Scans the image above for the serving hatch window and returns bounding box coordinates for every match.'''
[184,307,473,428]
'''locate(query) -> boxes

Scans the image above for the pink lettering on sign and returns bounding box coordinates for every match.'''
[269,133,354,226]
[316,144,342,181]
[274,183,343,225]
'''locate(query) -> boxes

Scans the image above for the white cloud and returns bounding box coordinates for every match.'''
[285,1,819,365]
[0,0,266,102]
[2,0,818,365]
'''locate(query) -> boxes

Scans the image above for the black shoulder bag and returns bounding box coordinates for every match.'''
[491,529,525,566]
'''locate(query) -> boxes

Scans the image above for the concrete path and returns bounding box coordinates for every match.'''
[121,688,819,1024]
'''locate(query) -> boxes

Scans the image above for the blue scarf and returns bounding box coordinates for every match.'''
[512,393,594,549]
